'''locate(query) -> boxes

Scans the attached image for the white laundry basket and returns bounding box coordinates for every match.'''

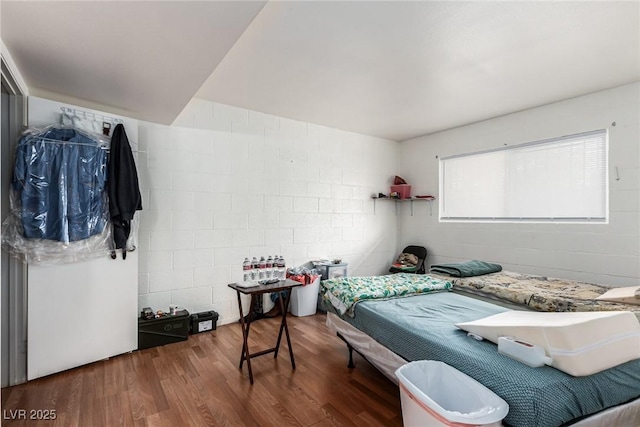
[290,277,320,317]
[395,360,509,427]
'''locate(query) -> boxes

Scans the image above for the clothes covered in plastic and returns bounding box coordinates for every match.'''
[1,126,114,264]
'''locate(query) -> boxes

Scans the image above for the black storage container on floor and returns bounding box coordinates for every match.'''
[190,310,219,334]
[138,310,190,350]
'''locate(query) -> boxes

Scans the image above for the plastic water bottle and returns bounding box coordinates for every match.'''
[242,258,251,282]
[266,255,274,278]
[277,255,286,279]
[272,255,280,278]
[251,257,259,280]
[259,256,266,280]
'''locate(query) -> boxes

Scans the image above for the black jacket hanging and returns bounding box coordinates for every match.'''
[107,124,142,259]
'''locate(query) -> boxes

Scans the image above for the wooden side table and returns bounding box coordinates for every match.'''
[228,279,302,384]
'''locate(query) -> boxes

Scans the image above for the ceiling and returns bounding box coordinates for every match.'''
[1,1,267,124]
[2,1,639,142]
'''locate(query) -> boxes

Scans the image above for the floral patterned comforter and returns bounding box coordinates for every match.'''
[428,270,640,318]
[321,273,452,316]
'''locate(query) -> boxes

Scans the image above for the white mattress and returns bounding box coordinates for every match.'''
[326,311,406,383]
[456,310,640,376]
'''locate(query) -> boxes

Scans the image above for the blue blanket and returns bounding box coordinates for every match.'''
[429,260,502,277]
[344,292,640,427]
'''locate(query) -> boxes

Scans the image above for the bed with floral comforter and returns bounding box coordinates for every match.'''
[321,273,452,316]
[324,270,640,426]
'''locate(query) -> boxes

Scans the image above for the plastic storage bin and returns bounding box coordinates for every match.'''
[315,262,348,280]
[395,360,509,427]
[290,277,320,317]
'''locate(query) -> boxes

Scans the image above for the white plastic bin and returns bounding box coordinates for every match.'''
[290,277,320,317]
[395,361,509,427]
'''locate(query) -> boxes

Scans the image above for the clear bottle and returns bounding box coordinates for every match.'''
[251,257,259,280]
[277,255,286,279]
[282,256,287,278]
[242,257,251,282]
[266,255,274,278]
[272,255,279,278]
[259,256,267,280]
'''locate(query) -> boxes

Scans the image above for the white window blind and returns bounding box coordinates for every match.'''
[440,130,608,222]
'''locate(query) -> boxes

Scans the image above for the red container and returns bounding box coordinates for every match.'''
[390,184,412,199]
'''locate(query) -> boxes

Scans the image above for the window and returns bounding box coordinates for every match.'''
[439,130,608,223]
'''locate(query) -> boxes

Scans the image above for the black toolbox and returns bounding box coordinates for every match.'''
[138,310,190,350]
[189,310,219,334]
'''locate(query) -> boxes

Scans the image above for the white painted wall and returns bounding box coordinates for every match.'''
[137,100,399,325]
[398,83,640,287]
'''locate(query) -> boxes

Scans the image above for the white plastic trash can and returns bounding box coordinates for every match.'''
[395,361,509,427]
[290,277,320,317]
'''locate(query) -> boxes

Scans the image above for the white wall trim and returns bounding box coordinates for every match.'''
[1,39,29,96]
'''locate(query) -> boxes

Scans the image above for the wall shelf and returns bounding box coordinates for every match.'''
[372,197,435,216]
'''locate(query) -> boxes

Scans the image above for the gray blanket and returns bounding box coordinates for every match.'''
[429,260,502,277]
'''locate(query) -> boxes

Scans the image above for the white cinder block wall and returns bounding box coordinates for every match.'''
[136,99,400,325]
[398,83,640,287]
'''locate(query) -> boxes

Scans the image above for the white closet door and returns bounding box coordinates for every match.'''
[26,97,139,380]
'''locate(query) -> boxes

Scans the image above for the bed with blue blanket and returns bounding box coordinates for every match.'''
[321,274,640,427]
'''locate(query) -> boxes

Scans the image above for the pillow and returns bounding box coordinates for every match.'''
[396,253,418,266]
[391,263,418,272]
[595,286,640,306]
[456,310,640,376]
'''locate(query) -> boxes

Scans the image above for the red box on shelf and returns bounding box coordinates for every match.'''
[390,184,412,199]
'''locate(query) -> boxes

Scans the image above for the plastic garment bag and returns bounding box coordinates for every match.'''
[1,126,112,264]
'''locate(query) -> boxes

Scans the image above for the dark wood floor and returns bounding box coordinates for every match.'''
[1,313,403,426]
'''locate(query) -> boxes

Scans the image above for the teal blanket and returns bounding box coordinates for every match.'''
[321,273,452,316]
[430,260,502,277]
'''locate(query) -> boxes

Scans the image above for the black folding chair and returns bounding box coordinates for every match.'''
[389,245,427,274]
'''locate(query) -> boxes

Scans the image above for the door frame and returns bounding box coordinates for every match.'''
[1,55,28,386]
